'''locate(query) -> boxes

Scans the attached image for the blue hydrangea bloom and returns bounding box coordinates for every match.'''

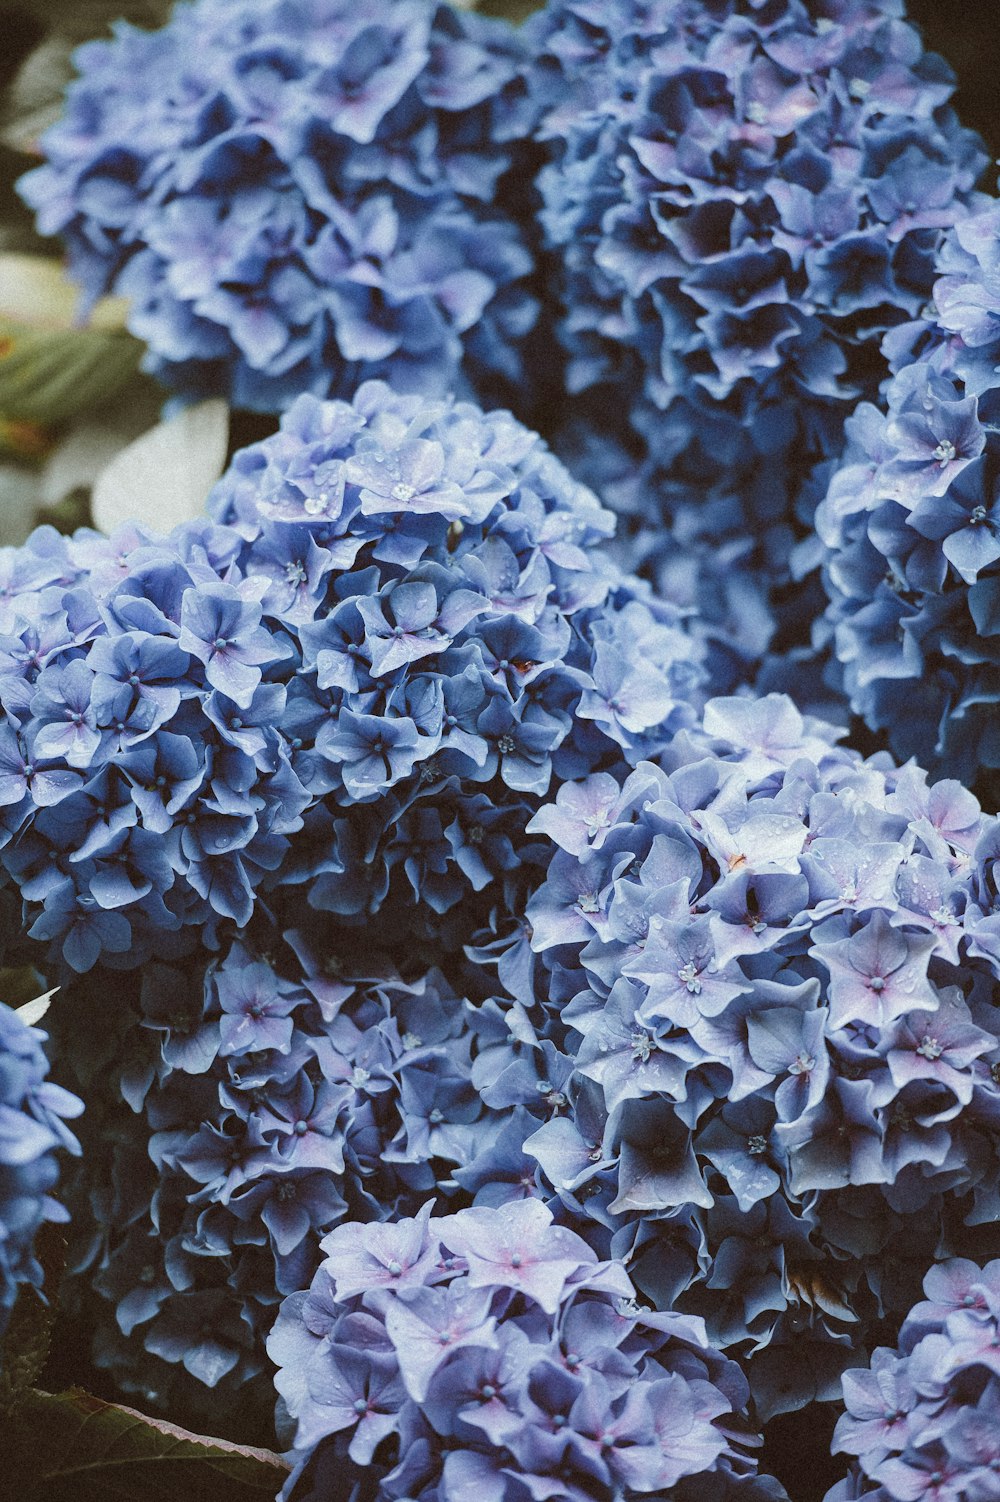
[0,383,705,977]
[18,0,538,411]
[818,200,1000,780]
[268,1199,786,1501]
[471,693,1000,1418]
[825,1257,1000,1501]
[0,1000,82,1337]
[527,0,985,683]
[52,924,521,1410]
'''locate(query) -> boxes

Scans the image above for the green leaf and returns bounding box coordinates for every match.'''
[1,34,78,154]
[7,1389,291,1502]
[0,322,144,426]
[2,5,174,155]
[0,1222,66,1415]
[0,963,49,1008]
[472,0,543,19]
[7,2,172,43]
[0,256,144,427]
[0,255,128,330]
[0,458,42,544]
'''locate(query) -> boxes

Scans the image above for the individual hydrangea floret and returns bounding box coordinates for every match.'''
[0,1000,82,1336]
[268,1198,784,1501]
[818,199,1000,779]
[18,0,537,410]
[468,692,1000,1418]
[826,1256,1000,1501]
[0,382,704,976]
[527,0,985,683]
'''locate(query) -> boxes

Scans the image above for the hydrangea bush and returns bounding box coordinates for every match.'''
[826,1256,1000,1500]
[480,694,1000,1415]
[527,0,986,678]
[17,0,538,411]
[268,1198,787,1501]
[818,199,1000,781]
[0,1001,82,1336]
[8,0,1000,1496]
[0,383,703,977]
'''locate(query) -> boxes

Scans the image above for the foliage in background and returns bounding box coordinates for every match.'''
[6,1388,289,1502]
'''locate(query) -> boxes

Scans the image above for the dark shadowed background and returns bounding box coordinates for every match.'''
[908,0,1000,159]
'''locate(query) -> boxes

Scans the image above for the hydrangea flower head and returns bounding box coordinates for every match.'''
[18,0,537,411]
[478,692,1000,1417]
[0,1000,82,1334]
[51,919,530,1410]
[827,1256,1000,1500]
[0,383,704,976]
[818,199,1000,779]
[268,1198,782,1501]
[527,0,985,681]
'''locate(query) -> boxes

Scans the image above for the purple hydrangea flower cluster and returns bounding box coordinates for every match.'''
[0,383,704,977]
[818,200,1000,780]
[527,0,985,677]
[826,1256,1000,1500]
[268,1197,786,1502]
[18,0,537,411]
[0,1001,82,1335]
[483,693,1000,1416]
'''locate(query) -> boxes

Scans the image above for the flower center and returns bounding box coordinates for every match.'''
[630,1031,653,1063]
[677,961,702,994]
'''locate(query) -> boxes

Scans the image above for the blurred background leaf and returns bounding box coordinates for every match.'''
[2,33,79,155]
[0,961,50,1007]
[0,320,144,426]
[0,255,144,429]
[1,6,170,156]
[0,1222,67,1417]
[0,254,129,330]
[474,0,542,19]
[6,1388,291,1502]
[90,398,230,535]
[5,0,170,40]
